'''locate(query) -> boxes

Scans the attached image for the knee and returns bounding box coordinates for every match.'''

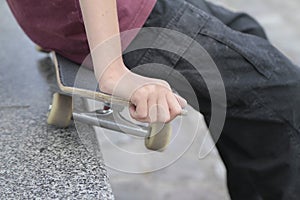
[233,13,268,40]
[206,2,268,39]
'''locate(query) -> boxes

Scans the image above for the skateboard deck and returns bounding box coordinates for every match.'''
[51,52,128,106]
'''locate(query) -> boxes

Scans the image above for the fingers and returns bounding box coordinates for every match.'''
[174,93,187,108]
[148,96,158,123]
[131,95,148,119]
[129,105,148,123]
[166,93,183,122]
[129,85,187,123]
[157,94,170,122]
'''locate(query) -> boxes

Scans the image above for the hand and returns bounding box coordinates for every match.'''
[98,63,187,123]
[129,82,187,123]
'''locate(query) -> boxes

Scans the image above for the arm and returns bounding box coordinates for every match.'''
[79,0,187,123]
[79,0,127,86]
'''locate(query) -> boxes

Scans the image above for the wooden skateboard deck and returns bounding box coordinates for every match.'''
[51,52,129,106]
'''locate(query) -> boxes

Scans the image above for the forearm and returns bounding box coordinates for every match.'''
[79,0,186,122]
[79,0,128,83]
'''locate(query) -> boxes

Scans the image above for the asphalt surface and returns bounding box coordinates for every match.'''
[0,2,114,199]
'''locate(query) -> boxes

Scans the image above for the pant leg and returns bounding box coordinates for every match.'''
[124,0,300,199]
[185,0,268,39]
[170,12,300,199]
[204,1,268,39]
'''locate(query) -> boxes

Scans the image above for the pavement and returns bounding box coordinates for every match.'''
[1,0,299,200]
[0,2,113,199]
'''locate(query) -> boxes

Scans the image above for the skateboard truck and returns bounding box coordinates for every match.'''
[72,103,149,138]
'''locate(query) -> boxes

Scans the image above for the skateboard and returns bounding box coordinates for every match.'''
[47,52,178,151]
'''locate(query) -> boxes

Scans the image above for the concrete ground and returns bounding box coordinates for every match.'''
[1,0,299,200]
[0,2,113,199]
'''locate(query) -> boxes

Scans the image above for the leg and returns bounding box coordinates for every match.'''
[187,0,268,39]
[173,32,300,200]
[179,6,300,200]
[124,0,300,199]
[180,8,300,200]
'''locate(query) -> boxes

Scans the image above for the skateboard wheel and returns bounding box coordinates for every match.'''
[47,93,73,128]
[35,45,50,53]
[145,122,172,151]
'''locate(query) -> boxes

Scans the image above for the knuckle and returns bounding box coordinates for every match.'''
[148,85,156,93]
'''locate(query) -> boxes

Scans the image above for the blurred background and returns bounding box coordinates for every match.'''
[1,0,299,199]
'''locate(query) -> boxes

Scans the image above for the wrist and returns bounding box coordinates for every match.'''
[98,60,130,94]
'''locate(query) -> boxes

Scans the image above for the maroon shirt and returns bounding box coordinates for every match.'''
[7,0,156,64]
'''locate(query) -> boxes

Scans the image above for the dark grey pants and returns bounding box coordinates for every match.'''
[123,0,300,199]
